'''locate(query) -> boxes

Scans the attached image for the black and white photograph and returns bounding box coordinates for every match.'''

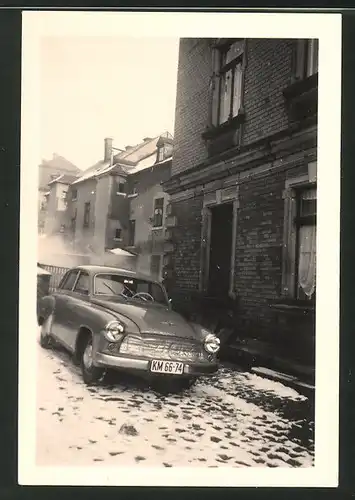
[19,11,341,487]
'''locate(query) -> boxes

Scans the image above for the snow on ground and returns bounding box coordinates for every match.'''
[36,336,315,469]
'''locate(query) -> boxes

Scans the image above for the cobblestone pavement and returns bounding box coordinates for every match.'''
[36,339,314,468]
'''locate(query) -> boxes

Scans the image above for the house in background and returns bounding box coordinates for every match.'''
[44,173,80,236]
[163,38,318,376]
[38,153,81,233]
[64,132,173,279]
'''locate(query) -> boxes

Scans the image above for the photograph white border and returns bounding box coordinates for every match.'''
[19,10,342,487]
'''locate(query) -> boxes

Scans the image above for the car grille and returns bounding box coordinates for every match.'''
[119,334,206,362]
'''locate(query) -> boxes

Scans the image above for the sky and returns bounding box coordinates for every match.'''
[40,36,179,169]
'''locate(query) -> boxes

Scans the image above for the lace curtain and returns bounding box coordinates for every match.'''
[297,188,317,298]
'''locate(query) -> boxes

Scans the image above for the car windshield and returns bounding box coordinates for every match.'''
[94,273,168,305]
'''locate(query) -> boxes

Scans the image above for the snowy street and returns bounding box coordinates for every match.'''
[36,339,315,468]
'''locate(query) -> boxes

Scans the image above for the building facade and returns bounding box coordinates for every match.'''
[38,154,80,233]
[65,134,173,279]
[163,38,318,371]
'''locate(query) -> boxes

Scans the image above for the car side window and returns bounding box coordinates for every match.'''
[60,270,79,291]
[73,272,90,295]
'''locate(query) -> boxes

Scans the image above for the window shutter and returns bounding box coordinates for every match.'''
[294,39,306,81]
[211,48,220,127]
[232,62,243,118]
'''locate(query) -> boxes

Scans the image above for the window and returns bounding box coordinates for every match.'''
[295,187,316,300]
[83,202,91,228]
[294,39,319,81]
[61,190,68,200]
[94,273,167,305]
[153,197,164,228]
[71,208,77,232]
[157,147,165,163]
[128,220,136,246]
[117,182,125,193]
[73,272,90,295]
[71,189,78,201]
[131,182,138,195]
[60,270,79,291]
[150,255,162,278]
[282,169,317,303]
[114,228,122,240]
[211,39,245,126]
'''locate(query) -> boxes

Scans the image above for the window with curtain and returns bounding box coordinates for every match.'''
[211,39,244,127]
[295,187,317,300]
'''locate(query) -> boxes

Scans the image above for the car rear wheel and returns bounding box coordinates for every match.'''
[39,314,53,349]
[80,336,105,385]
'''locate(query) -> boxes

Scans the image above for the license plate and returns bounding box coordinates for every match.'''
[150,359,184,375]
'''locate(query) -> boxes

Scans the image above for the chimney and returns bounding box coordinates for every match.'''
[104,137,113,162]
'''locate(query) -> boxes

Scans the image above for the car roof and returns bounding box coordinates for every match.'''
[73,265,160,284]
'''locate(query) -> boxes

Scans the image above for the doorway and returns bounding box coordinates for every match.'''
[208,202,234,297]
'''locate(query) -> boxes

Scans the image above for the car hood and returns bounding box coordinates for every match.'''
[91,297,200,340]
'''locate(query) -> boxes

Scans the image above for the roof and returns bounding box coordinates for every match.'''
[48,173,79,186]
[39,154,80,173]
[128,155,172,175]
[72,132,173,185]
[38,154,81,190]
[74,265,158,283]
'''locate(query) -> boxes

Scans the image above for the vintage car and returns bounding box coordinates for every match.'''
[37,265,220,389]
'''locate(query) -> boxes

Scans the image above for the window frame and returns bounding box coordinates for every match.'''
[73,271,90,296]
[128,219,136,247]
[281,167,317,303]
[83,202,91,228]
[59,270,80,291]
[117,182,125,194]
[294,39,319,82]
[211,38,246,128]
[114,228,122,241]
[152,196,165,229]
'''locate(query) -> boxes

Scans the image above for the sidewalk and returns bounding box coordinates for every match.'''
[219,338,315,397]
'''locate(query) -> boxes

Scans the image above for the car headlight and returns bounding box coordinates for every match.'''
[203,333,220,354]
[104,320,125,342]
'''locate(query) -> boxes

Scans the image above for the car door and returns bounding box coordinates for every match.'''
[51,269,80,350]
[65,271,91,352]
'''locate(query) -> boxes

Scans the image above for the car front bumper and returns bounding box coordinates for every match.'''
[93,352,219,377]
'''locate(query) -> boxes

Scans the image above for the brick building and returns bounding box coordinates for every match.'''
[163,38,318,374]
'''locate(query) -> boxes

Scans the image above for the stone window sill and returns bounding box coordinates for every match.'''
[201,111,246,141]
[268,298,315,313]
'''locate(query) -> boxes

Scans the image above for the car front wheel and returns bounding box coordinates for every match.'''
[39,314,53,349]
[80,336,105,385]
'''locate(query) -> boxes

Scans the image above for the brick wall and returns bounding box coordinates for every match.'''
[172,38,296,178]
[242,39,293,145]
[167,38,316,366]
[172,39,211,177]
[235,169,286,339]
[171,194,203,290]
